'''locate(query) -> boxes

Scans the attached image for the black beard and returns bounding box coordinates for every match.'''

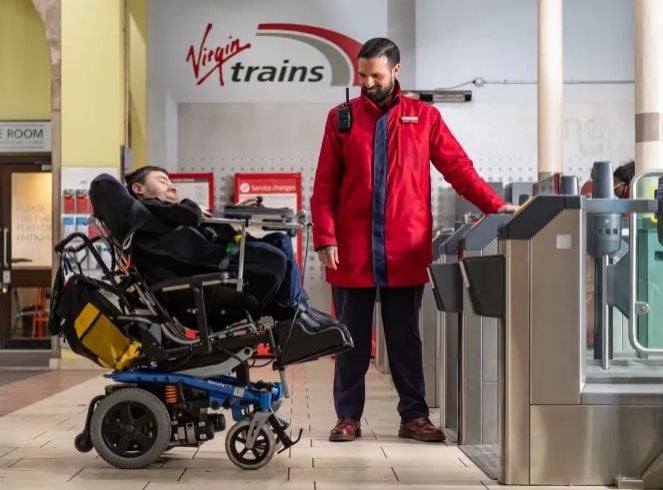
[362,80,395,105]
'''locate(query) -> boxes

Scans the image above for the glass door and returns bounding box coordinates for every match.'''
[0,162,52,350]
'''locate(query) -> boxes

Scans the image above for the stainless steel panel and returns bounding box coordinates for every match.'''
[483,317,498,382]
[481,239,500,385]
[499,239,531,485]
[582,382,663,405]
[445,309,459,435]
[482,381,498,444]
[530,209,584,405]
[421,284,438,407]
[436,310,446,427]
[443,250,460,436]
[461,281,483,444]
[583,197,657,214]
[530,404,663,486]
[481,316,499,445]
[460,243,499,445]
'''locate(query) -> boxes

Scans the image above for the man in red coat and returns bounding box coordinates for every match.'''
[311,38,516,443]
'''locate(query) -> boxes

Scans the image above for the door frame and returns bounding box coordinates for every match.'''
[0,154,52,349]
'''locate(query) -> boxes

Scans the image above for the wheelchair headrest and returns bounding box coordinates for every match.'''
[89,173,163,244]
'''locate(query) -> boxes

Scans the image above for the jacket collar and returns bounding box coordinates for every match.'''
[361,79,402,115]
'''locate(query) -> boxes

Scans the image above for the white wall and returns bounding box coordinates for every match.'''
[416,0,538,93]
[416,0,634,185]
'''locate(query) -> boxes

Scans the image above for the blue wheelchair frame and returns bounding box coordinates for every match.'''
[106,371,285,423]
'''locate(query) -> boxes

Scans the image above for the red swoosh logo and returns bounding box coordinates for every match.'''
[257,23,361,86]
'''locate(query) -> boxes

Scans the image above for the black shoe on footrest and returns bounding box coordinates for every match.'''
[272,316,353,365]
[305,307,342,326]
[297,310,335,331]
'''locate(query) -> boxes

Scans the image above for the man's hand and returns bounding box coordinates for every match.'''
[238,198,258,206]
[318,246,339,270]
[198,203,213,217]
[497,204,518,214]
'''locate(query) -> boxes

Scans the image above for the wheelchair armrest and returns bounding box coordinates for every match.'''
[149,272,233,294]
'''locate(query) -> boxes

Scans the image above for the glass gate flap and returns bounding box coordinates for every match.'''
[630,172,663,354]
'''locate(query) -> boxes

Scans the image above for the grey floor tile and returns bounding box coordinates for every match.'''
[290,466,397,483]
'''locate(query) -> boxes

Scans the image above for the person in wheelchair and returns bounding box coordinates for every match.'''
[55,172,354,471]
[123,166,330,328]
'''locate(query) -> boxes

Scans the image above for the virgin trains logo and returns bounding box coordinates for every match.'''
[185,23,362,87]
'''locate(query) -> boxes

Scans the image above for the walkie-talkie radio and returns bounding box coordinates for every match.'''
[337,87,352,132]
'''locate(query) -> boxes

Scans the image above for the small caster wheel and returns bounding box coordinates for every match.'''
[74,432,93,453]
[225,419,276,470]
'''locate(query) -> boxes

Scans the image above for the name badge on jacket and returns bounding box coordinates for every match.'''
[401,116,419,123]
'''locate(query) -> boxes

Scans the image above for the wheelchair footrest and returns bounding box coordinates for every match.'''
[272,316,353,365]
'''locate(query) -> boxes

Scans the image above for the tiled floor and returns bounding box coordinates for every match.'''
[0,369,100,416]
[0,359,613,489]
[0,370,43,387]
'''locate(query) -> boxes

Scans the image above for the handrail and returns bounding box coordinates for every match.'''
[629,170,663,355]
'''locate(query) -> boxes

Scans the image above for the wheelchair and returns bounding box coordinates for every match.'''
[50,174,353,470]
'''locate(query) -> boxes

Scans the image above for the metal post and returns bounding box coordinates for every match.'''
[600,255,610,370]
[537,0,564,180]
[237,224,247,292]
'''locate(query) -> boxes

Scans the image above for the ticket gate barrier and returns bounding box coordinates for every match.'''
[462,186,663,487]
[427,223,469,441]
[419,227,457,408]
[456,214,511,446]
[428,215,510,445]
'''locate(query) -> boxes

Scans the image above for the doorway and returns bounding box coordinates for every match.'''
[0,156,52,359]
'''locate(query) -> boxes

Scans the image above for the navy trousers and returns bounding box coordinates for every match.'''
[258,232,309,309]
[332,285,428,423]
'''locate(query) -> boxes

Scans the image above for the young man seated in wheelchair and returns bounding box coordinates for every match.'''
[123,165,333,330]
[51,171,353,470]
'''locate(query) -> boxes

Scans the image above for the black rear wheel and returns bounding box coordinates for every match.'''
[90,388,171,469]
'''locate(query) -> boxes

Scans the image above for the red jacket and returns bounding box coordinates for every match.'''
[311,82,505,287]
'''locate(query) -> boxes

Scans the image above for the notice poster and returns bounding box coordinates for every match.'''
[234,173,302,264]
[170,173,215,212]
[11,172,52,268]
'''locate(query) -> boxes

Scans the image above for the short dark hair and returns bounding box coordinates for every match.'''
[613,160,635,185]
[125,165,169,197]
[358,38,400,66]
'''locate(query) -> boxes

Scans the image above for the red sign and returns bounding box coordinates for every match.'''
[234,173,302,265]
